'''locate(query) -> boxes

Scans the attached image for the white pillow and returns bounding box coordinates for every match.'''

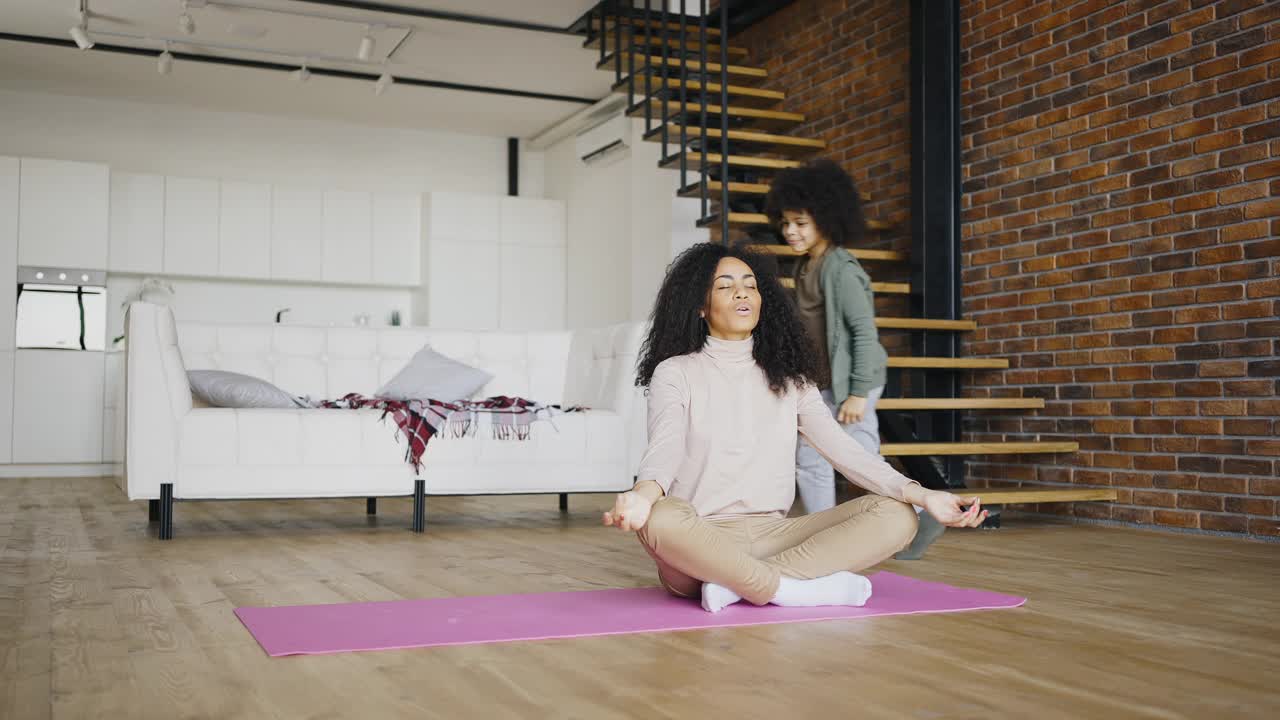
[187,370,305,409]
[376,344,493,402]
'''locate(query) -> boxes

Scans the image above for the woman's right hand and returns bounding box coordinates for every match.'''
[603,491,653,532]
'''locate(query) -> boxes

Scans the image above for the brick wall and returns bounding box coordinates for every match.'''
[736,0,1280,538]
[959,0,1279,538]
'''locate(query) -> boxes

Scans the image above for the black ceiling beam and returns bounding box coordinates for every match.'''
[0,32,598,105]
[291,0,579,35]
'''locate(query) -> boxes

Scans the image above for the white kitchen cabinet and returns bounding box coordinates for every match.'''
[1,156,18,352]
[218,181,271,279]
[163,176,220,276]
[102,351,124,464]
[108,172,165,274]
[372,192,421,286]
[270,187,323,282]
[12,349,104,464]
[500,197,565,247]
[322,190,372,284]
[17,157,109,270]
[500,245,566,330]
[0,351,12,463]
[423,240,499,330]
[426,192,500,244]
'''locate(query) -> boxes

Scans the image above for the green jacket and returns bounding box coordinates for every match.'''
[819,246,888,399]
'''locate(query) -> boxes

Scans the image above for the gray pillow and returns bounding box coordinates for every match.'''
[376,344,493,402]
[187,370,306,409]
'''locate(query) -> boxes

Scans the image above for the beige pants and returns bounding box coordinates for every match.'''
[637,494,919,606]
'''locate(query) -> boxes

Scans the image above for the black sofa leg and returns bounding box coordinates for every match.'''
[412,480,425,533]
[158,483,174,540]
[559,493,568,512]
[366,497,377,515]
[148,499,160,522]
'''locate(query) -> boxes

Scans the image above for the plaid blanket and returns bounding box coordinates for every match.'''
[312,394,585,474]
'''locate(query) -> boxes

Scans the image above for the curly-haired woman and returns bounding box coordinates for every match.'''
[602,242,986,613]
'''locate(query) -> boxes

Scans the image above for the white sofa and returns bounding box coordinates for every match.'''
[120,302,646,539]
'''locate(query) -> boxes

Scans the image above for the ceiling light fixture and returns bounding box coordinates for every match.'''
[158,43,173,74]
[69,11,93,50]
[374,70,393,96]
[292,61,310,82]
[357,29,374,61]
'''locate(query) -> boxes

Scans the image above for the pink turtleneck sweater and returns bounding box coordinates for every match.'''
[636,335,921,518]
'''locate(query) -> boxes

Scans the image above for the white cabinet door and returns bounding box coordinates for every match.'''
[218,181,271,279]
[270,187,323,281]
[372,192,420,286]
[0,351,12,463]
[163,176,219,276]
[322,190,372,284]
[17,157,109,269]
[500,246,566,330]
[12,349,104,463]
[108,172,164,273]
[500,197,566,247]
[426,192,500,244]
[426,241,499,329]
[0,157,18,352]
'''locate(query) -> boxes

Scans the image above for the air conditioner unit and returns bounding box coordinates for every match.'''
[575,113,630,165]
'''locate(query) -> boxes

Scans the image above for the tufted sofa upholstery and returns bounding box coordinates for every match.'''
[120,302,647,536]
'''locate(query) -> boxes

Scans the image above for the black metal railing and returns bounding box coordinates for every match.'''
[585,0,733,244]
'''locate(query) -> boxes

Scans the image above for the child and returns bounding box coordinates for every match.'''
[764,159,943,559]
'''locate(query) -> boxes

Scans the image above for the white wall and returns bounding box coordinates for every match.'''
[0,89,523,196]
[544,116,706,330]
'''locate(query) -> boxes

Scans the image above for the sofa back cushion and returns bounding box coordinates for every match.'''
[177,324,574,404]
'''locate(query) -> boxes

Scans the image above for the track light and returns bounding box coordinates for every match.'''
[292,62,310,82]
[357,30,374,61]
[69,12,93,50]
[158,44,173,75]
[374,71,392,96]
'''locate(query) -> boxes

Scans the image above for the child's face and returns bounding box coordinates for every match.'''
[779,210,830,256]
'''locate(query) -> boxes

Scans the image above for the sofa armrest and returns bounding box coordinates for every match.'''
[123,302,193,500]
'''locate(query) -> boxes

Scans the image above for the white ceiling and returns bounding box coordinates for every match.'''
[0,0,614,138]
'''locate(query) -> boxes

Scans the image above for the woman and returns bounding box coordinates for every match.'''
[602,242,986,613]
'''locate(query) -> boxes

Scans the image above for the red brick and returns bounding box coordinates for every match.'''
[1153,510,1200,529]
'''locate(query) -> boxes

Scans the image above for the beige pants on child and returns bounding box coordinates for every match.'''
[637,494,919,606]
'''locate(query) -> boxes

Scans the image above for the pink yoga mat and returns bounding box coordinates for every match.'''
[235,571,1024,657]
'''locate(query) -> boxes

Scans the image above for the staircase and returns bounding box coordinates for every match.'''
[571,2,1108,517]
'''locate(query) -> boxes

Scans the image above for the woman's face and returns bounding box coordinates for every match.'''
[701,256,761,341]
[779,209,830,256]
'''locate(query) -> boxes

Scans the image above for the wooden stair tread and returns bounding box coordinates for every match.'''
[780,277,909,294]
[585,35,748,61]
[681,180,870,202]
[876,317,977,331]
[660,152,800,171]
[948,488,1118,504]
[881,441,1080,456]
[601,16,722,37]
[598,53,767,81]
[616,78,784,106]
[747,244,904,261]
[700,212,891,230]
[876,398,1045,410]
[887,357,1009,369]
[632,100,804,130]
[647,125,825,154]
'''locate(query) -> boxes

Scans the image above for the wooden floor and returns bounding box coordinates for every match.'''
[2,478,1278,719]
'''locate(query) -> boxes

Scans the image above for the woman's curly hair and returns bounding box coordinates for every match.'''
[763,158,865,248]
[635,242,821,396]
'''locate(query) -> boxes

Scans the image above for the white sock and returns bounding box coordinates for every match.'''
[700,582,743,613]
[769,572,873,608]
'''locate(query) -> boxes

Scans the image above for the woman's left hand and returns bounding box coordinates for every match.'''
[837,395,867,423]
[920,489,988,528]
